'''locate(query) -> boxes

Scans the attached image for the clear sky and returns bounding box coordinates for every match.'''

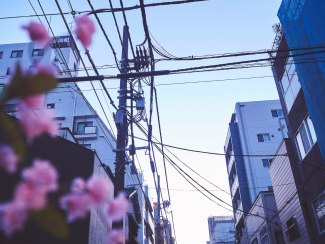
[0,0,282,243]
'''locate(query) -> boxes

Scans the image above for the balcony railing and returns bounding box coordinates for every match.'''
[227,155,235,173]
[231,176,239,197]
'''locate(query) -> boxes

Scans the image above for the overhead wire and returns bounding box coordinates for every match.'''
[246,162,323,241]
[54,0,117,138]
[86,0,121,72]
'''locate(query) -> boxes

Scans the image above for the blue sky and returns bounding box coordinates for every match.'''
[0,1,282,243]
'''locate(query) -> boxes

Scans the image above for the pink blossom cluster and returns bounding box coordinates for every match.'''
[22,21,52,48]
[60,176,129,243]
[60,176,129,222]
[0,146,18,173]
[75,15,96,49]
[0,160,58,236]
[18,93,58,142]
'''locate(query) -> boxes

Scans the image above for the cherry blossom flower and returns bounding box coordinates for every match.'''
[75,15,96,48]
[18,101,58,141]
[22,159,58,192]
[71,177,86,194]
[105,193,129,222]
[0,202,28,236]
[14,183,47,210]
[0,146,18,173]
[35,64,59,77]
[87,176,113,207]
[22,21,52,47]
[24,94,45,109]
[60,194,92,222]
[107,229,125,244]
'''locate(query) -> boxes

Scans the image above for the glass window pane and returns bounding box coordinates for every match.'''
[300,123,311,153]
[280,73,290,94]
[257,134,264,142]
[295,132,306,158]
[284,85,295,112]
[290,71,301,99]
[306,116,317,143]
[263,134,271,142]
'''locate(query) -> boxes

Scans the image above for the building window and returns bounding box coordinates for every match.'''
[257,133,271,142]
[312,190,325,233]
[295,115,317,159]
[47,103,55,109]
[280,56,301,112]
[271,109,283,117]
[76,121,97,135]
[6,68,11,75]
[262,159,272,167]
[286,216,300,241]
[32,49,44,57]
[10,50,23,58]
[0,51,3,59]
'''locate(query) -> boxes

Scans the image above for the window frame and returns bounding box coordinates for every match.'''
[47,103,55,109]
[262,158,273,167]
[286,216,300,241]
[312,190,325,234]
[32,48,44,57]
[271,109,283,118]
[295,115,317,159]
[10,50,23,58]
[257,133,271,143]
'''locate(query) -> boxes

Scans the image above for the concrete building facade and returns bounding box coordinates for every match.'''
[224,100,286,241]
[271,32,325,243]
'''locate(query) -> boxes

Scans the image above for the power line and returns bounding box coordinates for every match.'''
[134,121,277,223]
[246,162,323,241]
[0,0,207,20]
[86,0,121,72]
[132,135,288,157]
[53,0,117,136]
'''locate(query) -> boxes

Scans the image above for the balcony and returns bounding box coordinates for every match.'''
[231,176,239,197]
[227,155,235,173]
[74,126,97,139]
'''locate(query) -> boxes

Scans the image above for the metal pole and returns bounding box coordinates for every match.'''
[113,25,129,232]
[155,175,163,244]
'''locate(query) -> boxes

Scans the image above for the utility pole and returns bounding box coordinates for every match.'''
[155,175,163,244]
[113,25,129,231]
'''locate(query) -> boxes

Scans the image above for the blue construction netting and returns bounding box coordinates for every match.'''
[278,0,325,160]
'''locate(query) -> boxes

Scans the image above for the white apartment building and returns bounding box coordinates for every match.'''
[224,100,287,239]
[0,36,116,170]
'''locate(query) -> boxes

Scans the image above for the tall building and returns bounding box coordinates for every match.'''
[207,216,235,244]
[224,100,286,241]
[270,29,325,243]
[277,0,325,160]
